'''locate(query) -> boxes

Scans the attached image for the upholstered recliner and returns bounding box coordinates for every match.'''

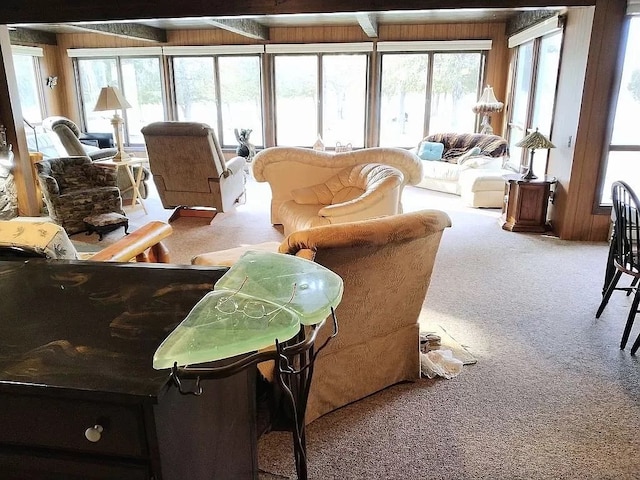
[141,122,246,215]
[192,209,452,424]
[42,116,150,199]
[35,156,125,234]
[252,146,423,225]
[277,162,404,236]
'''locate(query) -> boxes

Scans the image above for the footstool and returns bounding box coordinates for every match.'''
[83,212,129,241]
[458,169,510,208]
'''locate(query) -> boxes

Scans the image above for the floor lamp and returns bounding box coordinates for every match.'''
[94,86,131,162]
[473,86,503,135]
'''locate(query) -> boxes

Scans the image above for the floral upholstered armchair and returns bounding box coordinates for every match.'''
[35,156,125,234]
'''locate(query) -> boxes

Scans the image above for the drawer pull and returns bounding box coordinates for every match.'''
[84,424,104,443]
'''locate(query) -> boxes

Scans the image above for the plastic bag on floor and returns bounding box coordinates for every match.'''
[420,349,464,379]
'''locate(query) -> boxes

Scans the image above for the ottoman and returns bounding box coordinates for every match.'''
[458,169,510,208]
[83,212,129,241]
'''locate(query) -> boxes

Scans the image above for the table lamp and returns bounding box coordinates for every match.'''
[472,85,504,135]
[516,128,555,181]
[93,86,131,161]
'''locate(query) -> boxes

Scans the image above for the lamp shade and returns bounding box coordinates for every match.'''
[472,86,504,114]
[93,86,131,112]
[516,128,555,150]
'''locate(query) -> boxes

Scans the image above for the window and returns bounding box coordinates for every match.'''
[379,53,428,148]
[600,17,640,205]
[78,58,119,133]
[75,55,163,146]
[171,54,263,147]
[120,57,163,145]
[173,57,217,128]
[12,49,45,123]
[218,56,263,147]
[506,26,563,175]
[430,53,483,134]
[274,55,318,146]
[378,45,487,148]
[271,44,370,148]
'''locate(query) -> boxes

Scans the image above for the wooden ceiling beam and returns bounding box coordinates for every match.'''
[207,18,268,40]
[356,13,378,38]
[0,0,596,24]
[9,27,57,45]
[64,23,167,42]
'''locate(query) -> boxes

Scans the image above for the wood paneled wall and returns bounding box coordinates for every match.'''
[548,1,625,241]
[51,22,509,134]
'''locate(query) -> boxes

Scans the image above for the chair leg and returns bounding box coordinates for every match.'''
[628,277,639,297]
[620,288,640,350]
[596,270,623,318]
[631,333,640,356]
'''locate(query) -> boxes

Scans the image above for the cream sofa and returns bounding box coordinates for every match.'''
[252,146,423,225]
[415,133,511,208]
[192,209,452,424]
[277,163,404,236]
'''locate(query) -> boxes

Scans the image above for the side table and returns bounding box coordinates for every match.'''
[95,157,148,214]
[501,174,557,233]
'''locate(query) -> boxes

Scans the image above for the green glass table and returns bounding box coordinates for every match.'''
[153,251,344,480]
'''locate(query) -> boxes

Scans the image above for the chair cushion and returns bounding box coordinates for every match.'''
[290,163,390,206]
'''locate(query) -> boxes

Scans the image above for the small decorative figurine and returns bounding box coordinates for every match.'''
[234,128,256,162]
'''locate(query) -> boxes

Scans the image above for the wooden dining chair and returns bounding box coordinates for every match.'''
[596,180,640,354]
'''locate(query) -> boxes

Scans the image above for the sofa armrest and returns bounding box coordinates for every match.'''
[89,221,173,263]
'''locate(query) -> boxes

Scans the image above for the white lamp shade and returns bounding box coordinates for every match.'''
[93,86,131,112]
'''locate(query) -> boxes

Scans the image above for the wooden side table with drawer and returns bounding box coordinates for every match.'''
[501,174,557,233]
[0,261,257,480]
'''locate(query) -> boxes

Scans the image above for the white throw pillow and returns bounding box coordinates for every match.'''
[456,146,482,166]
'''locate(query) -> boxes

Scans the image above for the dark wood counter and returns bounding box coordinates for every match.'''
[0,260,257,480]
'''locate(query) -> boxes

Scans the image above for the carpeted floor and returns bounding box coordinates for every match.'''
[71,173,640,479]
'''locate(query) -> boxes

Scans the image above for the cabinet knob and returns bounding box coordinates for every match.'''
[84,424,104,443]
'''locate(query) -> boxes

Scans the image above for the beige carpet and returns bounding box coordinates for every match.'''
[63,172,640,480]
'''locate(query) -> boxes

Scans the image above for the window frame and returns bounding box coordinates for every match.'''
[72,53,166,147]
[505,26,564,174]
[596,15,640,211]
[376,41,491,148]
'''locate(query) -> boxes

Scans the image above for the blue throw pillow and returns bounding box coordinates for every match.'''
[417,141,445,161]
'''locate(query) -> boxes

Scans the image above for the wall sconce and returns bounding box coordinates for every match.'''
[46,76,58,89]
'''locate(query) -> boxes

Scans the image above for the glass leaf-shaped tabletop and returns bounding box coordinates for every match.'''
[153,251,343,369]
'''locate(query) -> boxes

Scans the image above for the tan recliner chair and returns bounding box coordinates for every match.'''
[192,209,452,424]
[278,163,404,236]
[141,122,246,218]
[252,146,424,226]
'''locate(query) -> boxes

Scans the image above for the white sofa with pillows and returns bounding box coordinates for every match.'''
[414,133,512,208]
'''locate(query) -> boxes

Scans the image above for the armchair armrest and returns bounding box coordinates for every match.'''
[39,175,59,195]
[86,164,119,187]
[89,221,173,263]
[224,156,246,176]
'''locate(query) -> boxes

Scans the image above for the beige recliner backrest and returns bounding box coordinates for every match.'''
[141,121,246,212]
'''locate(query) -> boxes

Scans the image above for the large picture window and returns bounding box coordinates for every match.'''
[600,17,640,205]
[378,46,486,148]
[273,51,368,148]
[12,51,45,123]
[76,55,163,146]
[506,28,563,175]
